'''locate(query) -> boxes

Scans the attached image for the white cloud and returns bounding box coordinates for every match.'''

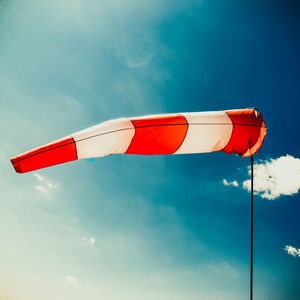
[65,276,78,284]
[33,173,57,195]
[83,236,96,245]
[242,155,300,200]
[223,179,239,187]
[47,182,56,189]
[284,245,300,257]
[33,173,44,182]
[35,185,48,194]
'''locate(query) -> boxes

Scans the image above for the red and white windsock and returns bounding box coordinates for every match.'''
[11,108,267,174]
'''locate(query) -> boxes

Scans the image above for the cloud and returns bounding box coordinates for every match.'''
[35,185,48,194]
[242,155,300,200]
[33,173,57,195]
[33,173,44,182]
[223,179,239,187]
[284,245,300,257]
[83,236,96,245]
[65,276,78,284]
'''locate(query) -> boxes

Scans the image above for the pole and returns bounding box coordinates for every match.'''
[250,155,254,300]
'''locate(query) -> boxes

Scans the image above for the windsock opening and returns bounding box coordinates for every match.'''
[222,108,267,157]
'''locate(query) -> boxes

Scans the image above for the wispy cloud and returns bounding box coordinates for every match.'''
[65,276,78,284]
[242,155,300,200]
[223,179,239,187]
[33,173,57,195]
[284,245,300,257]
[83,236,96,245]
[35,185,48,194]
[33,173,44,182]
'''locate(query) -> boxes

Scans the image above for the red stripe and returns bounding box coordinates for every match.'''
[11,138,77,173]
[126,115,188,155]
[222,109,267,157]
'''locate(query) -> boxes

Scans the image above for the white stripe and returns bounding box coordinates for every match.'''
[73,118,135,159]
[175,111,233,154]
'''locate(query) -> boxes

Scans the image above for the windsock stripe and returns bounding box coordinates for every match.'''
[126,115,188,155]
[11,139,75,164]
[222,109,267,157]
[11,138,77,174]
[175,111,233,154]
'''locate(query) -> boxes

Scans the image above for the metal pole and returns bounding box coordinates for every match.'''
[250,155,254,300]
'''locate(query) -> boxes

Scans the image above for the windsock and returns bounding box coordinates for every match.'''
[11,108,267,174]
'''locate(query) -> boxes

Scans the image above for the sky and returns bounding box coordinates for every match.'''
[0,0,300,299]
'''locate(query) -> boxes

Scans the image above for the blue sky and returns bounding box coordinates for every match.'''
[0,0,299,299]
